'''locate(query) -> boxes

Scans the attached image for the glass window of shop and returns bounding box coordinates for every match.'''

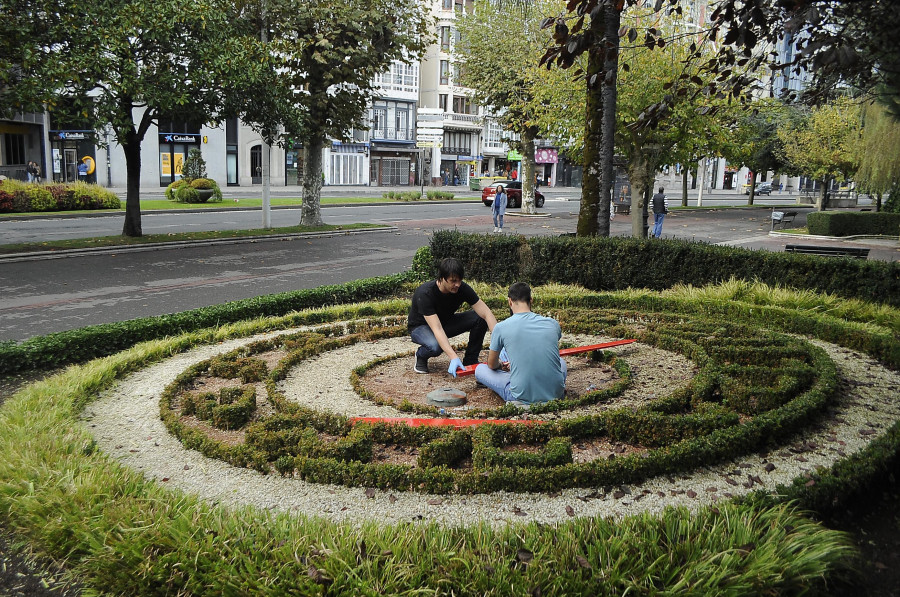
[158,119,201,186]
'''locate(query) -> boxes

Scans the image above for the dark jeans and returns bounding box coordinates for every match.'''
[410,311,488,365]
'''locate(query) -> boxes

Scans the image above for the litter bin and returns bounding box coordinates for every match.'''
[469,177,482,191]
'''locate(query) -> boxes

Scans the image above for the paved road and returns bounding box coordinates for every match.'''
[1,200,895,342]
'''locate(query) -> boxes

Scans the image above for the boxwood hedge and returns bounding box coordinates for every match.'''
[428,230,899,307]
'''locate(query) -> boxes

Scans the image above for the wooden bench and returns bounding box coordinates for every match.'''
[771,210,798,230]
[784,244,870,259]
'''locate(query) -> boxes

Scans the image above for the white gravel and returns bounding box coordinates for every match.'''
[81,328,900,528]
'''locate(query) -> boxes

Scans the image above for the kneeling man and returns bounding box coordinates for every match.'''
[475,282,567,406]
[408,257,498,376]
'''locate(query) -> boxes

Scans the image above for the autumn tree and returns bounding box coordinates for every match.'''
[777,98,861,210]
[0,0,259,237]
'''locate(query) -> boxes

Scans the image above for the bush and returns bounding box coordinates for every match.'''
[0,180,119,212]
[189,177,223,202]
[0,189,14,212]
[429,230,900,307]
[806,211,900,236]
[166,179,187,201]
[174,184,200,203]
[426,190,455,200]
[182,148,207,180]
[24,185,55,211]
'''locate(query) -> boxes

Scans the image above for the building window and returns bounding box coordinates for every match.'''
[440,27,451,52]
[442,0,452,10]
[439,94,448,111]
[443,131,471,156]
[440,60,450,85]
[3,134,25,165]
[404,63,417,87]
[452,96,474,114]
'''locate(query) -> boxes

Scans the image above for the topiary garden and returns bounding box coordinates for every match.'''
[0,232,898,595]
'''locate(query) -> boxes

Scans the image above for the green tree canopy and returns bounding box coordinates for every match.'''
[457,0,557,213]
[0,0,259,236]
[261,0,431,226]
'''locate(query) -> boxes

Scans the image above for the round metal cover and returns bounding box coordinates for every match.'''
[426,387,467,407]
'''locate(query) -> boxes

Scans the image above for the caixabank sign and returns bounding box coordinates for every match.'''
[159,133,201,144]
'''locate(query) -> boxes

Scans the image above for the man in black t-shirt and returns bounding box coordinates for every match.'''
[408,258,498,376]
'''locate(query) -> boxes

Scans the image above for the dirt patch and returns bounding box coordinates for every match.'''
[358,353,620,411]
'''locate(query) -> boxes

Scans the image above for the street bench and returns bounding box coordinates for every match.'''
[784,244,870,259]
[771,210,798,230]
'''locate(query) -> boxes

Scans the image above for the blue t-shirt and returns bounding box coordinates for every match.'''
[489,311,564,403]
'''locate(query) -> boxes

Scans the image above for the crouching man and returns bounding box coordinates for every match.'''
[474,282,567,408]
[408,257,498,376]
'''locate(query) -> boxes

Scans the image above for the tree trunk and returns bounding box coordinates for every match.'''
[121,133,143,237]
[597,3,620,237]
[628,150,652,238]
[578,33,603,237]
[300,136,325,226]
[747,170,756,206]
[875,192,882,212]
[520,129,537,214]
[681,167,689,207]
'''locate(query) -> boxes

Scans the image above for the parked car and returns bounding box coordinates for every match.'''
[744,182,773,195]
[482,180,545,209]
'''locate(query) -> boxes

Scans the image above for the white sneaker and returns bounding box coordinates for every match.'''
[493,227,499,233]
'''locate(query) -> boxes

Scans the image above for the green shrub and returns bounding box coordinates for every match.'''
[429,230,900,307]
[212,385,257,430]
[24,185,55,211]
[182,148,207,180]
[401,191,422,201]
[166,179,187,201]
[174,184,200,203]
[806,211,900,236]
[189,177,223,202]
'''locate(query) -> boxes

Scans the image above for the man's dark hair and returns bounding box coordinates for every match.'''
[508,281,532,303]
[437,257,464,281]
[658,187,664,193]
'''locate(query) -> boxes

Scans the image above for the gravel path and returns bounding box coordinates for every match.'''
[81,329,900,528]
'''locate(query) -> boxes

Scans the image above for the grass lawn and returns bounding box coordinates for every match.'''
[0,222,383,255]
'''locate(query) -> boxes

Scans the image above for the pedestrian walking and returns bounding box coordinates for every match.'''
[651,187,668,238]
[492,185,507,233]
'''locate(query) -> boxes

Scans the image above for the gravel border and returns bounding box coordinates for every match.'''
[81,328,900,528]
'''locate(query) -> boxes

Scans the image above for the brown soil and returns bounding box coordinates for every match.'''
[358,353,620,412]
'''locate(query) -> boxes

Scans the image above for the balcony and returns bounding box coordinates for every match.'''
[369,127,414,142]
[443,112,482,131]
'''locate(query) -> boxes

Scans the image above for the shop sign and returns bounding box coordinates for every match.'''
[507,150,522,161]
[159,133,201,144]
[535,148,558,164]
[52,131,91,141]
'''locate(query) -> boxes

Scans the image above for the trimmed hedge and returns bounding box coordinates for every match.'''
[428,230,900,307]
[806,210,900,237]
[0,273,414,375]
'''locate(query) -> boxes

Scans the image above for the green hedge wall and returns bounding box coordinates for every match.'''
[0,272,412,375]
[429,230,900,307]
[806,211,900,236]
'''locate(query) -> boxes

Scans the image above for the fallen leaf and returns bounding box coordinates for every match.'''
[308,565,332,586]
[575,555,592,569]
[365,488,375,499]
[565,505,575,517]
[427,498,443,506]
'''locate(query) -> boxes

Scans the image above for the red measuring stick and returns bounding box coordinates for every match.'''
[453,338,636,377]
[349,417,544,428]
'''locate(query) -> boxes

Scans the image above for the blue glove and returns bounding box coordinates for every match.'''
[447,358,463,378]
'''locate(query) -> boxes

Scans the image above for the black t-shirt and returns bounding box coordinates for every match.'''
[407,280,480,330]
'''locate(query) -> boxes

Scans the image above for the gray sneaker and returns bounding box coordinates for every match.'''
[507,400,531,411]
[414,355,429,374]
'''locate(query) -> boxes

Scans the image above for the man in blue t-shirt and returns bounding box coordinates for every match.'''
[408,258,498,376]
[474,282,567,407]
